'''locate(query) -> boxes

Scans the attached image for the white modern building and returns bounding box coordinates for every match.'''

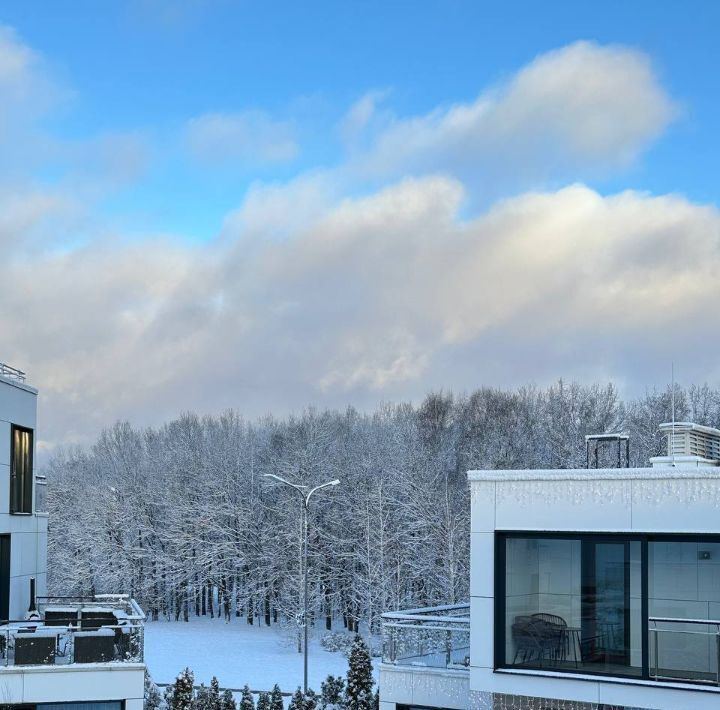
[380,423,720,710]
[0,362,146,709]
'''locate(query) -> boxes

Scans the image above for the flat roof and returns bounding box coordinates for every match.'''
[0,374,37,395]
[467,467,720,481]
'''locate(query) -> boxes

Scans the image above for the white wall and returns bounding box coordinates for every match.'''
[468,468,720,710]
[0,376,47,619]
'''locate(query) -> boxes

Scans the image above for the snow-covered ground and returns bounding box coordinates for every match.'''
[144,618,355,691]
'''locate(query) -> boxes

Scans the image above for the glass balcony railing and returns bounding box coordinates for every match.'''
[649,617,720,686]
[382,603,470,670]
[0,595,145,668]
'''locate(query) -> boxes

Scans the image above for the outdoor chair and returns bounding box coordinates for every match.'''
[74,628,115,663]
[80,608,116,630]
[531,613,568,661]
[15,630,57,665]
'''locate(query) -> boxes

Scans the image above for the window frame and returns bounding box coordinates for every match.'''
[495,531,720,683]
[10,424,33,515]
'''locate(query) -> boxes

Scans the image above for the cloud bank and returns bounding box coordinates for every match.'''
[1,29,712,453]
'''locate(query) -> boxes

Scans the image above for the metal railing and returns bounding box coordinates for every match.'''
[0,595,145,668]
[0,363,26,383]
[382,603,470,670]
[649,616,720,686]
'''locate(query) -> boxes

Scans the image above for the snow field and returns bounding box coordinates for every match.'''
[144,618,361,692]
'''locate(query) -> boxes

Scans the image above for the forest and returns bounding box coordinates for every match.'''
[44,381,720,636]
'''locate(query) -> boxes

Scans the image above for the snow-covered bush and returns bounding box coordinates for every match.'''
[320,632,355,656]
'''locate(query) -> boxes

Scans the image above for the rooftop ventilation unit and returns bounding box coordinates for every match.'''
[650,422,720,468]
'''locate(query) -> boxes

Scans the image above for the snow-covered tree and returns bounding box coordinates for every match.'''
[269,685,284,710]
[320,675,345,710]
[255,691,270,710]
[167,668,195,710]
[46,381,703,632]
[304,689,318,710]
[221,689,237,710]
[345,636,373,710]
[144,668,162,710]
[288,688,305,710]
[239,685,255,710]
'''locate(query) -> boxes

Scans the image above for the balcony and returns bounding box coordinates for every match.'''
[381,603,470,670]
[0,594,145,668]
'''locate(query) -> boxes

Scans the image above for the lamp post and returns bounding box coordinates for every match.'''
[263,473,340,693]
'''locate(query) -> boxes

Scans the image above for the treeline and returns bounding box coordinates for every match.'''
[45,381,720,633]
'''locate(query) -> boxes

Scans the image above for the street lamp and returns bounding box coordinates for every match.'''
[263,473,340,693]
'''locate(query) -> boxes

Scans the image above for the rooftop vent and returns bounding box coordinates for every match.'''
[650,422,720,468]
[0,362,26,383]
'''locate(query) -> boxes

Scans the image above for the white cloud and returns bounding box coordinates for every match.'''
[357,41,676,183]
[5,176,720,452]
[187,111,298,165]
[339,90,390,146]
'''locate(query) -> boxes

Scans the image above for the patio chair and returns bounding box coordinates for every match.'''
[531,613,568,661]
[15,630,57,665]
[74,629,115,663]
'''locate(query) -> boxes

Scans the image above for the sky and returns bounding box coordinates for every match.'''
[1,0,720,452]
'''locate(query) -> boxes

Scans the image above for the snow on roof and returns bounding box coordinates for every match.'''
[467,466,720,481]
[585,432,629,441]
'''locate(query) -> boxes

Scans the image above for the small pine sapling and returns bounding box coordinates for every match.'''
[320,675,345,710]
[168,668,195,710]
[221,689,237,710]
[304,689,318,710]
[269,684,284,710]
[240,685,255,710]
[209,678,222,710]
[344,636,374,710]
[288,687,305,710]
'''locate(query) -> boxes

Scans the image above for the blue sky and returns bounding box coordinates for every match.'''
[3,0,719,238]
[2,1,720,449]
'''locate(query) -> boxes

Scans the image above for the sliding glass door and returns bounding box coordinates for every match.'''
[498,534,642,677]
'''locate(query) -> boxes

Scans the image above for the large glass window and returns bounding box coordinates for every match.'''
[10,425,33,514]
[499,534,642,677]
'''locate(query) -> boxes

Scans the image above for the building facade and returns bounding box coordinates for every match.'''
[0,363,145,709]
[380,423,720,710]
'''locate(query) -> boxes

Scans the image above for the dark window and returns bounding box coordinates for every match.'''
[497,532,720,684]
[10,425,33,514]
